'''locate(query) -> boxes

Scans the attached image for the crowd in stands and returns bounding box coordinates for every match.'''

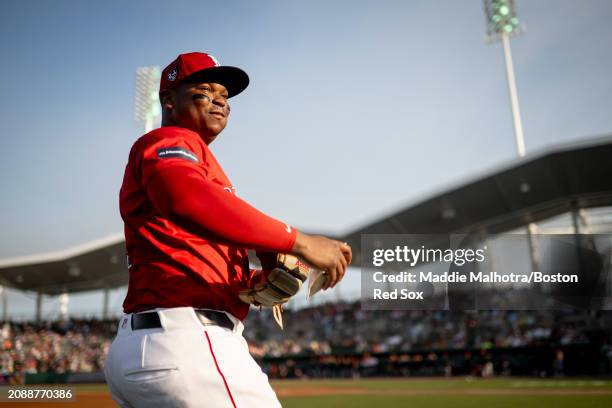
[244,301,611,378]
[0,319,114,384]
[243,301,602,358]
[1,299,610,382]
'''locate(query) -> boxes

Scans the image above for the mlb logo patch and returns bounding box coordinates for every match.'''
[167,68,178,81]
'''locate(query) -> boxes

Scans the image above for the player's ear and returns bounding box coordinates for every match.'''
[159,90,175,111]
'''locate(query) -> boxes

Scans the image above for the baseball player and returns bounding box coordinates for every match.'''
[104,52,352,408]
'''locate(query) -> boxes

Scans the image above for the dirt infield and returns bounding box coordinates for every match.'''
[0,392,115,408]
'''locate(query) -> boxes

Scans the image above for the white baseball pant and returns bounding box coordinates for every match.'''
[104,307,281,408]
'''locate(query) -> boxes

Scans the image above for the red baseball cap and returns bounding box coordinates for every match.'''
[160,52,249,98]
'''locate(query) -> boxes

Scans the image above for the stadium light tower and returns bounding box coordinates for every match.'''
[484,1,540,272]
[484,0,526,156]
[134,66,162,133]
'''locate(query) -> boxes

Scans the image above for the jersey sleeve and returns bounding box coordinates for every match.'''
[146,165,298,254]
[136,130,208,189]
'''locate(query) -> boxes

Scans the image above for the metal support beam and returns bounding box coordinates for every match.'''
[0,286,6,322]
[526,223,541,293]
[571,208,582,234]
[103,287,110,319]
[35,292,43,322]
[59,293,69,321]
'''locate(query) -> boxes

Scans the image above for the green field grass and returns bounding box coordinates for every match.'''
[281,395,612,408]
[272,377,612,389]
[273,378,612,408]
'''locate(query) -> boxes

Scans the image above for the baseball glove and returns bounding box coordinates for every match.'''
[239,253,310,308]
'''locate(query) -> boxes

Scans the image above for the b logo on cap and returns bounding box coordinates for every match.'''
[167,68,178,81]
[209,54,220,66]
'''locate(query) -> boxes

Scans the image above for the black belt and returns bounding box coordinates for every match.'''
[131,309,234,331]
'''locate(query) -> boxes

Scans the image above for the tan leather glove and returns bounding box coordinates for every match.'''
[239,253,310,308]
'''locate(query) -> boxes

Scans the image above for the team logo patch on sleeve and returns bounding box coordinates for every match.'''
[156,147,199,163]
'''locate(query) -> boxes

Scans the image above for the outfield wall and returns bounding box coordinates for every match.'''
[260,344,611,379]
[15,344,611,385]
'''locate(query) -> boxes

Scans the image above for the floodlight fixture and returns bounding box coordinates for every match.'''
[134,66,161,133]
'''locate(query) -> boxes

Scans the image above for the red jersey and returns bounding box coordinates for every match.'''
[119,126,297,320]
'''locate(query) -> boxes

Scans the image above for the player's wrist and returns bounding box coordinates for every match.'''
[291,231,310,258]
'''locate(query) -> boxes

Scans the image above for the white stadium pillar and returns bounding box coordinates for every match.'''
[35,292,43,322]
[59,293,69,321]
[103,287,110,319]
[0,286,6,322]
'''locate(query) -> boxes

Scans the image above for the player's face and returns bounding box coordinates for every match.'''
[166,81,230,144]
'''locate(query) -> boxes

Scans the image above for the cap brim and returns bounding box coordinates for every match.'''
[185,66,249,98]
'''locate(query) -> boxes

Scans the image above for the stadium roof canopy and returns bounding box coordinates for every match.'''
[340,134,612,265]
[0,234,126,295]
[1,135,611,294]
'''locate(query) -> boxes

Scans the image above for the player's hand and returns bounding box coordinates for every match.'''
[290,232,352,289]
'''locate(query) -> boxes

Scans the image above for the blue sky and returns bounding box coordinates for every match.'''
[1,0,611,317]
